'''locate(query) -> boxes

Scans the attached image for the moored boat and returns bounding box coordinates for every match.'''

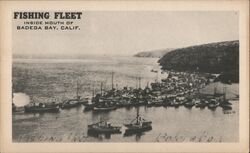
[195,99,208,108]
[184,99,195,108]
[93,105,116,111]
[220,104,232,110]
[61,99,82,109]
[124,107,152,136]
[207,99,220,109]
[61,81,83,109]
[87,120,121,134]
[24,102,60,113]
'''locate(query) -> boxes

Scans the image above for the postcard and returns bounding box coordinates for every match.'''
[0,0,249,152]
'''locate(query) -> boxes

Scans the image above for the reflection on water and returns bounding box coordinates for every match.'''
[87,130,119,140]
[12,101,239,142]
[12,57,239,142]
[123,128,152,138]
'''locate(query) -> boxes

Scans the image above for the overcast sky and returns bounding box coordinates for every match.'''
[13,11,239,56]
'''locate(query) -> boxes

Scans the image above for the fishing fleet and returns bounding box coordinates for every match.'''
[12,70,237,136]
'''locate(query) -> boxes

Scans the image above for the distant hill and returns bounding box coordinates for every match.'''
[134,49,174,58]
[158,40,239,83]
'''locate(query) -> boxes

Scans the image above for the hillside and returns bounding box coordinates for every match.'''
[134,49,173,58]
[158,40,239,83]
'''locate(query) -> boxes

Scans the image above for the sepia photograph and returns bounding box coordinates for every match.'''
[12,11,240,143]
[0,1,249,153]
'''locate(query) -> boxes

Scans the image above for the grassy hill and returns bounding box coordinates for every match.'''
[158,40,239,83]
[134,49,174,58]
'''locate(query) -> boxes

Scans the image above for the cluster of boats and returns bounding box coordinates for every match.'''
[19,91,233,114]
[12,71,238,138]
[13,71,236,114]
[87,107,152,136]
[22,95,89,113]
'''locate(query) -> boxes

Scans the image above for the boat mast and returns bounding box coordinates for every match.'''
[156,71,159,82]
[136,107,139,124]
[135,77,138,89]
[139,76,141,89]
[213,83,217,95]
[111,72,114,90]
[100,82,103,96]
[92,83,95,98]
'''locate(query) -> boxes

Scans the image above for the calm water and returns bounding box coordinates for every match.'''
[12,56,239,142]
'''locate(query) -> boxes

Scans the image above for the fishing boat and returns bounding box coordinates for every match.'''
[184,99,195,108]
[93,104,116,111]
[151,69,158,73]
[230,94,239,100]
[87,120,121,134]
[219,87,232,110]
[83,82,102,111]
[207,99,220,109]
[82,96,93,106]
[61,81,82,109]
[220,104,232,110]
[195,99,208,108]
[93,87,117,112]
[117,98,131,108]
[24,102,60,113]
[173,96,185,107]
[147,99,155,107]
[124,107,152,135]
[163,97,173,107]
[61,99,81,109]
[153,98,163,107]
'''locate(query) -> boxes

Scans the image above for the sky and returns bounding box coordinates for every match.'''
[13,11,239,56]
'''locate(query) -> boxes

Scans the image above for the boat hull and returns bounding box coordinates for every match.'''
[93,106,116,111]
[88,128,121,134]
[124,125,152,136]
[24,106,59,113]
[87,123,121,134]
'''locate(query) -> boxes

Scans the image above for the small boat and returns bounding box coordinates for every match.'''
[163,98,172,107]
[124,107,152,135]
[61,81,83,109]
[61,99,82,109]
[172,96,185,108]
[194,98,208,108]
[81,97,91,105]
[172,101,183,108]
[167,98,177,107]
[220,104,232,110]
[153,98,163,107]
[207,99,220,109]
[24,102,60,113]
[87,120,121,134]
[184,99,195,108]
[93,97,117,111]
[93,105,116,111]
[195,100,208,108]
[219,99,232,110]
[147,100,155,107]
[151,69,158,73]
[230,94,239,100]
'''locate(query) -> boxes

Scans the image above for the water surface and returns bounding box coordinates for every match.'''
[12,56,239,142]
